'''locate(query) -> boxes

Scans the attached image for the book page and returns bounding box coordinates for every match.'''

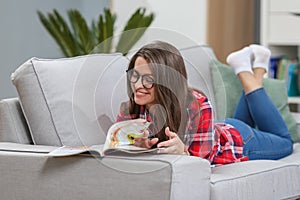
[47,119,156,157]
[47,145,104,157]
[103,119,152,153]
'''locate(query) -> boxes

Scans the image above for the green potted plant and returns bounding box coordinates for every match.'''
[37,8,154,57]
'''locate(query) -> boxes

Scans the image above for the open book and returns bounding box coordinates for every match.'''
[47,119,161,157]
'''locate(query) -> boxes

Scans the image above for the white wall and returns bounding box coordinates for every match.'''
[111,0,207,48]
[0,0,109,99]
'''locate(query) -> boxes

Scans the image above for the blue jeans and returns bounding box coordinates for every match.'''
[224,88,293,160]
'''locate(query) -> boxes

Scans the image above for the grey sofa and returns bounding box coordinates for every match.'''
[0,45,299,200]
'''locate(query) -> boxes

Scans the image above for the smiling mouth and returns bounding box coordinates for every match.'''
[135,90,149,96]
[135,89,150,97]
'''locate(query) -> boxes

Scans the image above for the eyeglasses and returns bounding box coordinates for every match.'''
[126,69,155,89]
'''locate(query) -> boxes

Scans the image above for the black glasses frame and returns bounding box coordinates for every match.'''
[126,69,155,89]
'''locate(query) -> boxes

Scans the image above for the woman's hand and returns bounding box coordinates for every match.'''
[133,129,159,149]
[157,127,186,155]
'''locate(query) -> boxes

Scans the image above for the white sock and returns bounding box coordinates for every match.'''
[226,47,252,75]
[249,44,271,71]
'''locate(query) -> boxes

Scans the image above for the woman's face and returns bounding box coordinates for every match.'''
[130,56,155,108]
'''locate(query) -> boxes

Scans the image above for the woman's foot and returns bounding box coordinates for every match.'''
[249,44,271,73]
[226,47,252,75]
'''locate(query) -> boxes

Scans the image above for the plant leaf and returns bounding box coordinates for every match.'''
[116,8,154,55]
[37,10,69,56]
[68,9,94,54]
[38,7,153,57]
[95,8,116,53]
[52,9,79,57]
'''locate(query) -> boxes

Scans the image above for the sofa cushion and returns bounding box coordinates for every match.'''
[280,143,300,164]
[11,54,129,146]
[210,158,300,200]
[180,45,217,111]
[210,60,299,142]
[0,98,32,144]
[0,148,211,200]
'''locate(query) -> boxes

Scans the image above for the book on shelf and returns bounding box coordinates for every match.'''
[269,56,300,97]
[287,63,300,96]
[276,57,290,81]
[47,119,162,157]
[269,57,281,79]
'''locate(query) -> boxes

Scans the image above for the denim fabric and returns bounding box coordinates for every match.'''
[225,88,293,160]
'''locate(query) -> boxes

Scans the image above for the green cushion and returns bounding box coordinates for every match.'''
[210,60,299,142]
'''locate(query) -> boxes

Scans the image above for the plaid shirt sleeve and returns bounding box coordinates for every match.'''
[116,102,140,122]
[186,90,248,165]
[116,102,149,122]
[185,91,214,159]
[209,123,248,165]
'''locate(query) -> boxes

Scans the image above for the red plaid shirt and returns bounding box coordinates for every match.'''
[117,90,248,165]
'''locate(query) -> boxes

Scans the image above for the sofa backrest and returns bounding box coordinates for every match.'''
[1,45,217,146]
[11,54,129,146]
[180,45,217,111]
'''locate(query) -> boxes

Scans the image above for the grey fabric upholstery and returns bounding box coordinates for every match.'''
[211,146,300,200]
[0,142,211,200]
[180,45,217,110]
[0,98,32,144]
[11,54,129,146]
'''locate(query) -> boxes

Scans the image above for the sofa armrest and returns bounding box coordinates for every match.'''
[0,98,32,144]
[0,142,56,153]
[0,142,211,200]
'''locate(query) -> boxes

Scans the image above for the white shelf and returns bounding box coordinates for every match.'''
[288,97,300,104]
[261,0,300,110]
[261,0,300,58]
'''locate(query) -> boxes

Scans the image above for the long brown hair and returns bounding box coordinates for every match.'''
[126,41,195,142]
